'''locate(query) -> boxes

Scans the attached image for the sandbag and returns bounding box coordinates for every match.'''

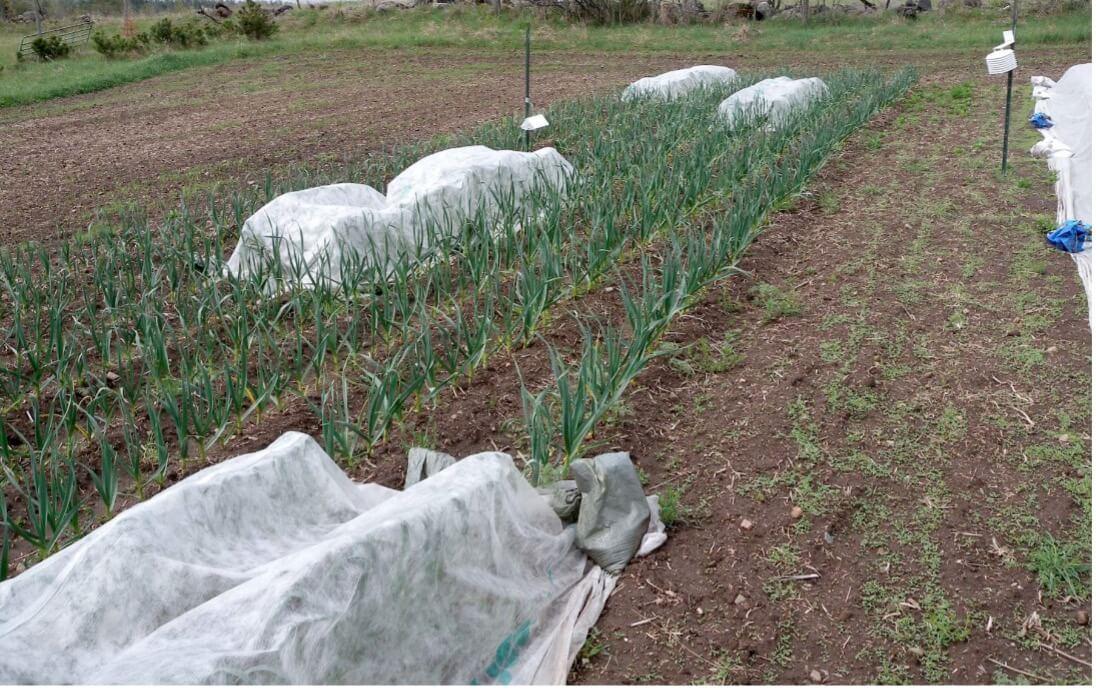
[572,452,651,574]
[717,76,828,128]
[0,432,628,684]
[225,146,574,288]
[622,65,738,102]
[404,446,456,488]
[537,479,582,522]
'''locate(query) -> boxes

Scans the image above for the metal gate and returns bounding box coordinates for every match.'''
[18,18,95,60]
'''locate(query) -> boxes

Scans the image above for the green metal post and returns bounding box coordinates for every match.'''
[1001,1,1019,174]
[1002,69,1013,174]
[524,25,531,152]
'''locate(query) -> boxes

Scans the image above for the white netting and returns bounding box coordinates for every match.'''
[0,432,657,684]
[1031,64,1093,329]
[621,65,738,101]
[225,146,573,288]
[717,76,829,128]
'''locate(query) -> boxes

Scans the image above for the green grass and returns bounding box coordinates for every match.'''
[0,6,1088,108]
[1028,534,1090,599]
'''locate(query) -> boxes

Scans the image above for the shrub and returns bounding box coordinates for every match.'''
[30,35,71,62]
[565,0,651,25]
[92,31,149,59]
[148,18,210,49]
[236,0,278,41]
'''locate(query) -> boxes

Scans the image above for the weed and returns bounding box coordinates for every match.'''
[659,485,684,526]
[751,282,802,322]
[1028,534,1090,599]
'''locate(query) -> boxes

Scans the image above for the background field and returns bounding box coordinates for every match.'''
[0,3,1091,685]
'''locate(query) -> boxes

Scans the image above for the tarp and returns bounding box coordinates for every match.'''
[621,65,738,102]
[717,76,828,128]
[225,146,573,288]
[1031,64,1092,328]
[0,432,658,684]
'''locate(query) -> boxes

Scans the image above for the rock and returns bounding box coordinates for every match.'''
[1076,608,1089,626]
[790,506,803,519]
[734,593,747,606]
[740,518,754,531]
[809,669,823,683]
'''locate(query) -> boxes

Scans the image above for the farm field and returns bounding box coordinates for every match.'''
[0,5,1092,686]
[0,7,1089,241]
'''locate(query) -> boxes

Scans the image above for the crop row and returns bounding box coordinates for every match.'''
[0,67,915,577]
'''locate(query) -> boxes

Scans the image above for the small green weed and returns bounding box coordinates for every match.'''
[751,283,801,322]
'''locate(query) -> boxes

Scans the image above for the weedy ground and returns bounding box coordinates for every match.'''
[568,62,1091,685]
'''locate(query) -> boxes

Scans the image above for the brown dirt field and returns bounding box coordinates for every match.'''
[0,49,722,244]
[0,44,1090,684]
[0,46,1044,246]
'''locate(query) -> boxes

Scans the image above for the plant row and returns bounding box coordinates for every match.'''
[0,67,916,578]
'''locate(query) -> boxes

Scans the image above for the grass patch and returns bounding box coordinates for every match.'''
[1027,534,1090,599]
[0,7,1087,108]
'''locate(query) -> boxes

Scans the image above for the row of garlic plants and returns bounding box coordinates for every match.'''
[0,67,915,576]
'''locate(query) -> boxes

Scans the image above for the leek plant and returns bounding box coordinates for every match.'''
[0,67,915,572]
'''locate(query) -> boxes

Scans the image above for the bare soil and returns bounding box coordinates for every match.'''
[0,49,723,243]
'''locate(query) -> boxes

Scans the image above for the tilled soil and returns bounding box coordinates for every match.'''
[0,46,1038,246]
[0,44,1090,684]
[0,49,717,243]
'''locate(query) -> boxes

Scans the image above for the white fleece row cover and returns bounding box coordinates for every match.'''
[1031,64,1093,328]
[621,65,738,101]
[0,432,635,684]
[225,146,573,287]
[718,76,829,128]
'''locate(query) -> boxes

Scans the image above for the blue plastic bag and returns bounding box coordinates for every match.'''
[1046,219,1092,253]
[1029,112,1054,129]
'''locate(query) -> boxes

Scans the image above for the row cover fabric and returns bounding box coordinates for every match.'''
[225,146,573,287]
[0,432,661,684]
[621,65,738,101]
[718,76,829,128]
[1030,64,1092,328]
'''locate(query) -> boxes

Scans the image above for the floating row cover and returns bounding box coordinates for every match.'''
[0,432,657,684]
[621,65,738,101]
[225,146,574,287]
[1030,64,1092,327]
[717,76,829,128]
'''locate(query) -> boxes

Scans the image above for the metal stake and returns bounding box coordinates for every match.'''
[1002,69,1013,174]
[1001,1,1019,174]
[524,25,531,152]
